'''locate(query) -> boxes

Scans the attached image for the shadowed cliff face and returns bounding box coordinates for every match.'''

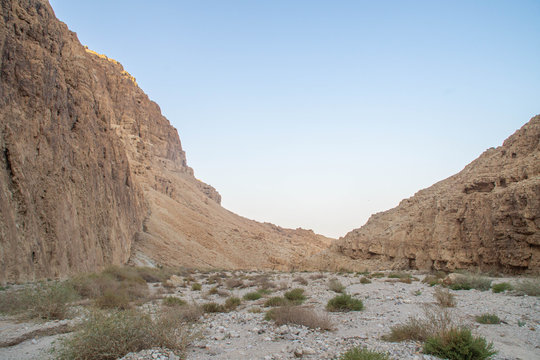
[307,116,540,273]
[0,0,331,282]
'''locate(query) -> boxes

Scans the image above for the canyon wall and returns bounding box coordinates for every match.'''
[0,0,331,282]
[308,116,539,273]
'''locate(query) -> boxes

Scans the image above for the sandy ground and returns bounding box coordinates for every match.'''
[1,271,538,360]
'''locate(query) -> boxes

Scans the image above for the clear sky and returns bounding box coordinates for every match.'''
[50,0,540,238]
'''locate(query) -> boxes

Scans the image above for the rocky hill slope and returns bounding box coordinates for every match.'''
[307,116,539,273]
[0,0,331,283]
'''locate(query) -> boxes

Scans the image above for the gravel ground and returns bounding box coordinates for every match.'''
[1,271,539,360]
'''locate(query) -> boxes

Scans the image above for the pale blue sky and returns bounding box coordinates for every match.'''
[50,0,540,238]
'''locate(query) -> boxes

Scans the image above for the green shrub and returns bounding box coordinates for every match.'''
[340,347,390,360]
[257,288,273,295]
[491,282,512,293]
[191,283,202,291]
[224,297,241,311]
[264,296,288,307]
[475,313,501,324]
[370,272,385,278]
[423,328,497,360]
[328,278,346,293]
[326,294,363,312]
[162,296,187,307]
[243,291,262,301]
[56,309,194,360]
[284,288,306,303]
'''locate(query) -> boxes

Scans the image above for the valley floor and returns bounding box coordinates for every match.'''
[0,271,538,360]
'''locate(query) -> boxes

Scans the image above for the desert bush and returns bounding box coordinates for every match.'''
[370,272,385,278]
[94,289,131,310]
[491,282,512,293]
[284,288,306,303]
[0,282,78,320]
[224,296,241,311]
[423,275,440,287]
[326,294,363,312]
[264,296,289,307]
[207,286,219,295]
[56,308,195,360]
[387,272,411,279]
[134,267,171,283]
[294,276,309,286]
[423,328,497,360]
[513,279,540,296]
[162,296,187,307]
[202,302,225,313]
[475,313,501,324]
[191,283,202,291]
[264,306,333,330]
[328,278,346,293]
[382,305,455,342]
[360,277,371,284]
[339,346,390,360]
[448,274,491,291]
[243,291,262,301]
[257,288,272,295]
[225,278,244,289]
[434,287,456,307]
[70,269,148,303]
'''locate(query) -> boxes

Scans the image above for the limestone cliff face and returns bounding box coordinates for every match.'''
[0,0,331,282]
[312,116,540,273]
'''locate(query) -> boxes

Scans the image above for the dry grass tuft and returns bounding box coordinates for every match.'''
[294,276,309,286]
[514,279,540,296]
[328,278,346,293]
[265,306,333,330]
[225,278,244,289]
[434,287,456,307]
[382,305,455,342]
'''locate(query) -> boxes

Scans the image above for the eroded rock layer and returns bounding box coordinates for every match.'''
[312,116,540,273]
[0,0,331,282]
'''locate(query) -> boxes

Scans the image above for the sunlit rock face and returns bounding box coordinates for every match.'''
[311,116,540,273]
[0,0,331,283]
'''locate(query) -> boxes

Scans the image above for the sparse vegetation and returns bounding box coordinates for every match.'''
[56,308,195,360]
[224,296,241,311]
[284,288,306,303]
[264,296,289,307]
[434,287,456,307]
[264,306,333,330]
[423,328,497,360]
[514,279,540,296]
[309,273,325,280]
[294,276,308,286]
[447,274,491,291]
[0,281,78,320]
[328,278,346,293]
[423,275,440,287]
[339,347,390,360]
[382,305,454,342]
[191,283,202,291]
[387,272,411,279]
[491,282,512,293]
[370,272,385,278]
[475,313,501,324]
[243,291,262,301]
[202,302,225,313]
[360,277,371,284]
[326,294,364,312]
[225,278,244,289]
[162,296,187,307]
[94,290,131,310]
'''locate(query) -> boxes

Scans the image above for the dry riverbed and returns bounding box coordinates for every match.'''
[0,271,538,360]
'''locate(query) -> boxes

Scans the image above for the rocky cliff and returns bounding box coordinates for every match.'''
[0,0,331,283]
[308,116,540,273]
